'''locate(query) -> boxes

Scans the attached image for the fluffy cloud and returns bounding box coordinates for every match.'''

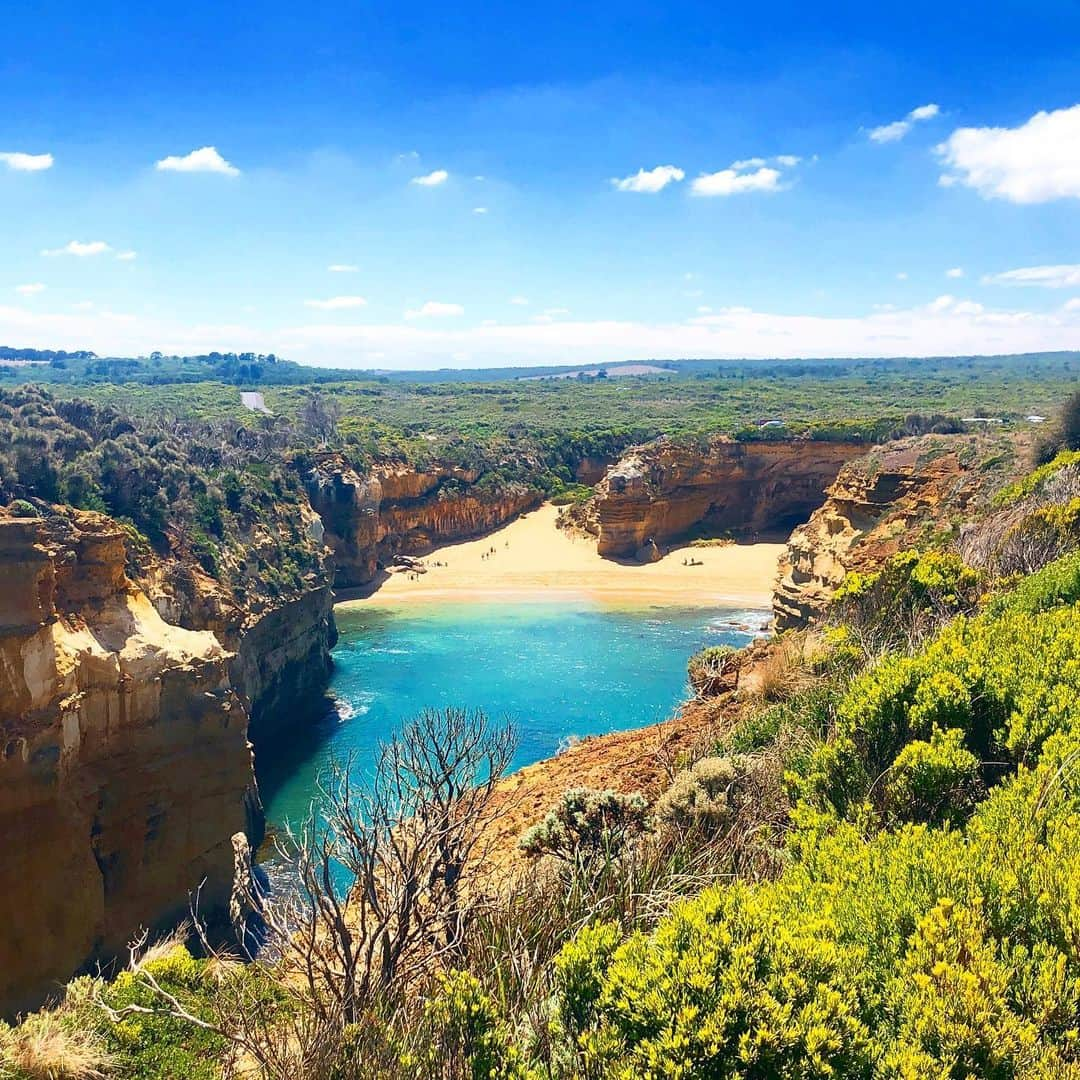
[328,264,359,273]
[303,296,368,310]
[946,267,964,278]
[405,301,464,318]
[155,146,240,176]
[411,169,448,187]
[936,104,1080,202]
[691,165,781,196]
[0,151,54,171]
[868,103,940,144]
[4,296,1079,370]
[41,240,110,257]
[983,264,1080,288]
[611,165,685,193]
[116,250,137,261]
[473,206,488,214]
[15,283,45,296]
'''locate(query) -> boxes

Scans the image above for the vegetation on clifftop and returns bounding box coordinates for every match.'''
[5,379,1080,1078]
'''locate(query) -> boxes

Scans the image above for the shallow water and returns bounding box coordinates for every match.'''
[259,600,769,831]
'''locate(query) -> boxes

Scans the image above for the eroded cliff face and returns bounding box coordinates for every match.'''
[306,456,540,587]
[772,433,1020,629]
[590,437,866,558]
[0,511,257,1015]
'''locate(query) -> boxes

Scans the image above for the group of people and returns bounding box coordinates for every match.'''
[682,557,704,567]
[480,541,509,562]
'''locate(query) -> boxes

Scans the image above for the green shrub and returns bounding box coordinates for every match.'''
[884,727,981,827]
[988,548,1080,615]
[408,971,533,1080]
[570,884,873,1078]
[993,448,1080,507]
[551,921,622,1044]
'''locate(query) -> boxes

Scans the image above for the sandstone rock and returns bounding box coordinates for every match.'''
[0,511,254,1016]
[306,455,540,587]
[592,437,865,558]
[772,433,1017,629]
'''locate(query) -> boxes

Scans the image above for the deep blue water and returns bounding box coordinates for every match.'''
[259,601,768,831]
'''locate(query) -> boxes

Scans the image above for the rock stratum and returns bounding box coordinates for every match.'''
[306,455,541,587]
[0,512,258,1014]
[773,432,1021,628]
[587,437,866,558]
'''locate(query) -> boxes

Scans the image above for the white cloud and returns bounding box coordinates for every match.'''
[0,151,54,172]
[730,157,766,171]
[42,240,110,257]
[946,267,964,278]
[984,264,1080,289]
[328,264,359,273]
[909,104,941,121]
[395,150,420,162]
[936,104,1080,203]
[509,296,529,306]
[896,272,909,280]
[304,295,368,310]
[1065,298,1080,312]
[411,169,448,187]
[4,295,1079,370]
[983,264,1080,288]
[15,283,45,296]
[116,250,137,261]
[155,146,240,176]
[473,206,488,214]
[869,121,912,144]
[611,165,685,193]
[405,301,463,318]
[775,154,801,167]
[696,305,713,314]
[929,294,957,312]
[868,103,941,143]
[691,165,781,196]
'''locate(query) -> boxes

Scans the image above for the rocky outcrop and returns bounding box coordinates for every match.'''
[592,437,865,558]
[306,456,540,587]
[0,511,256,1016]
[773,433,1018,629]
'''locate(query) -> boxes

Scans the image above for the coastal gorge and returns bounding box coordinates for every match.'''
[0,384,892,1015]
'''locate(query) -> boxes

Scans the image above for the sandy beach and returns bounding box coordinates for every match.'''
[338,504,784,609]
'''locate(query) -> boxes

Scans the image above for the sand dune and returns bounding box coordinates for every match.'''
[338,504,784,610]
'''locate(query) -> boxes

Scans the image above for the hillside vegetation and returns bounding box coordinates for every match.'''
[5,382,1080,1079]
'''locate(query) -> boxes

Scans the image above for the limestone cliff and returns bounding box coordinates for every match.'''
[590,436,866,558]
[0,510,256,1015]
[306,456,540,587]
[773,433,1021,629]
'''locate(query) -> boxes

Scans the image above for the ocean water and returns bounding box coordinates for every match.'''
[259,601,769,832]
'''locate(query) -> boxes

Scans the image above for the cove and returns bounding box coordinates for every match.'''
[258,601,769,832]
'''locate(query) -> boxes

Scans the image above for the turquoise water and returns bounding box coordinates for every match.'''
[259,601,769,831]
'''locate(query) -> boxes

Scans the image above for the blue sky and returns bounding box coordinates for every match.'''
[2,0,1079,368]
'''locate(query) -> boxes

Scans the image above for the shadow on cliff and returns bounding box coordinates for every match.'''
[331,569,392,601]
[251,692,343,820]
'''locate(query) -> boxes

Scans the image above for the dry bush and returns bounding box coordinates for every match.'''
[958,462,1080,577]
[1,1011,113,1080]
[748,631,824,703]
[104,708,517,1080]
